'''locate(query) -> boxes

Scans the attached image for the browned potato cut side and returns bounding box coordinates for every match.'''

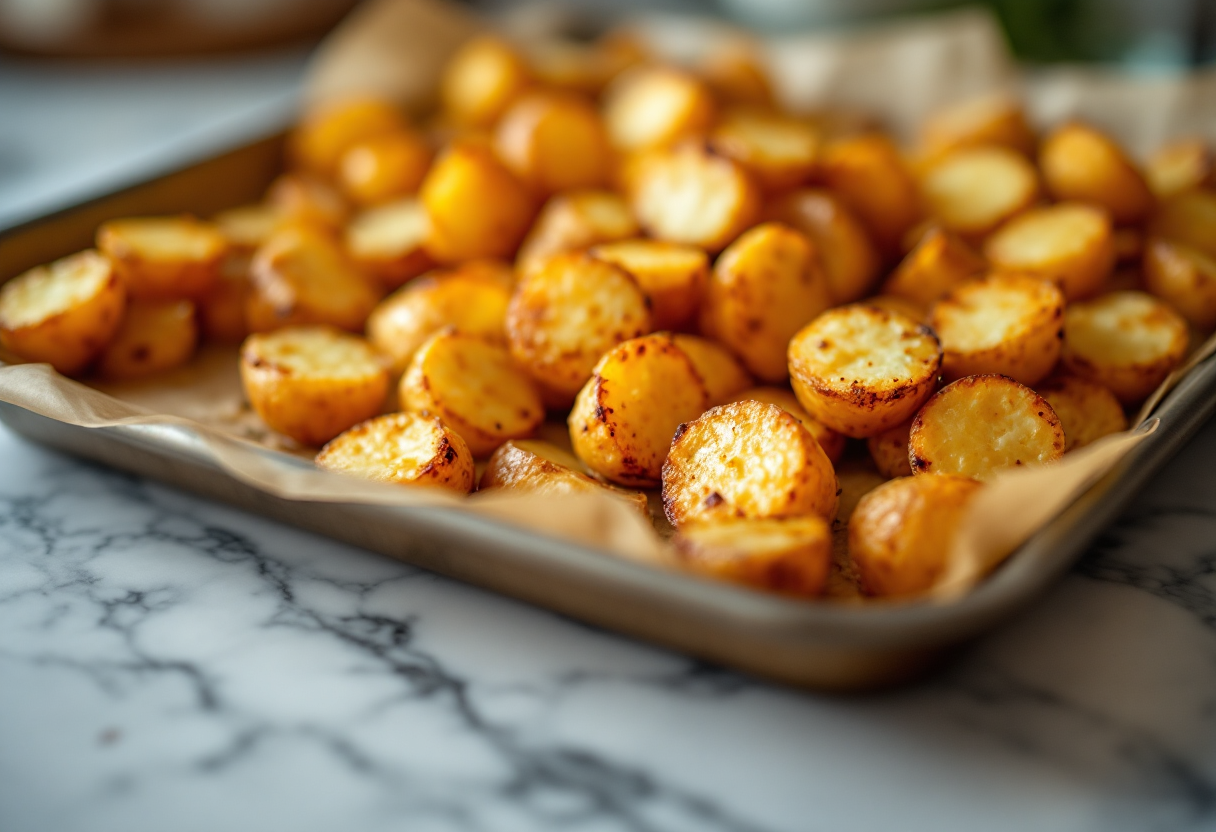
[589,239,708,331]
[821,134,922,255]
[1149,189,1216,260]
[603,66,715,152]
[97,216,228,301]
[0,250,126,376]
[290,97,407,176]
[883,226,986,307]
[919,93,1036,157]
[495,92,613,196]
[1146,138,1214,200]
[316,412,475,493]
[709,109,820,192]
[97,300,197,381]
[440,35,532,129]
[984,202,1115,300]
[1143,238,1216,330]
[1040,123,1154,225]
[266,173,351,230]
[764,188,880,304]
[670,334,754,404]
[727,386,846,464]
[338,131,433,207]
[1037,375,1128,452]
[788,304,942,438]
[909,374,1065,480]
[849,474,983,597]
[865,294,928,323]
[662,400,838,526]
[867,419,913,478]
[345,198,435,289]
[517,191,638,276]
[673,516,832,598]
[919,146,1039,236]
[213,204,281,252]
[478,439,650,516]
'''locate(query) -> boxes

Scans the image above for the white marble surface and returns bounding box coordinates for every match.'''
[3,50,1216,832]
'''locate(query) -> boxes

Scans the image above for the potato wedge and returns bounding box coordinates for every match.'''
[240,326,388,446]
[213,204,281,253]
[788,304,942,438]
[316,412,474,493]
[400,330,544,457]
[1143,237,1216,330]
[478,439,650,516]
[882,226,986,307]
[507,252,652,407]
[727,386,846,464]
[290,97,407,175]
[97,215,227,301]
[589,239,708,331]
[1037,375,1128,452]
[603,65,715,152]
[929,273,1065,385]
[97,300,197,380]
[495,92,613,196]
[1146,138,1214,200]
[345,197,435,289]
[569,333,709,486]
[662,400,838,526]
[1149,188,1216,260]
[337,130,433,206]
[1061,290,1190,404]
[670,333,754,404]
[849,474,983,597]
[265,173,351,230]
[867,419,913,479]
[919,93,1036,158]
[709,108,819,192]
[516,190,638,276]
[700,222,833,382]
[984,202,1115,300]
[199,254,251,344]
[1040,122,1153,225]
[673,516,832,598]
[908,375,1064,480]
[821,133,922,255]
[918,145,1039,237]
[440,35,532,129]
[763,188,880,304]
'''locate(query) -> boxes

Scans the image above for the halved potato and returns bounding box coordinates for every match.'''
[1143,237,1216,330]
[506,252,652,407]
[494,92,613,196]
[97,300,197,380]
[1040,122,1153,225]
[589,239,708,331]
[984,202,1115,300]
[788,304,942,438]
[662,400,838,526]
[290,97,408,175]
[919,92,1036,158]
[1146,138,1214,200]
[316,411,474,493]
[867,419,913,479]
[821,133,922,254]
[0,250,126,375]
[345,197,435,288]
[849,474,983,598]
[1061,290,1190,404]
[918,145,1039,237]
[673,516,832,598]
[700,222,833,382]
[213,204,281,253]
[440,35,532,129]
[524,38,630,97]
[478,439,650,515]
[670,333,754,404]
[241,326,388,446]
[865,294,928,323]
[265,173,351,230]
[909,374,1064,480]
[199,254,251,344]
[516,190,638,276]
[697,44,774,109]
[763,188,880,303]
[569,333,709,486]
[603,65,715,152]
[727,386,846,464]
[337,130,433,206]
[929,272,1065,385]
[882,226,986,307]
[709,108,819,192]
[1149,188,1216,260]
[97,215,228,300]
[1037,375,1128,452]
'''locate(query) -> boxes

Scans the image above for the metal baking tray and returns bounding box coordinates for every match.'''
[3,132,1215,691]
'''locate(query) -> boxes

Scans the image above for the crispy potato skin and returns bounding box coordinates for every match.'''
[909,374,1065,480]
[241,326,389,446]
[97,216,228,301]
[1143,238,1216,330]
[290,97,407,176]
[478,439,650,515]
[1037,375,1128,452]
[603,66,716,152]
[673,516,832,598]
[662,400,838,526]
[883,226,986,307]
[265,173,351,230]
[701,222,833,382]
[345,198,435,289]
[440,36,532,129]
[764,188,880,304]
[867,419,914,478]
[821,134,922,255]
[338,131,433,206]
[727,386,846,464]
[919,93,1036,158]
[213,204,282,253]
[1149,188,1216,260]
[984,202,1115,300]
[670,334,754,404]
[97,300,197,381]
[588,239,708,332]
[316,412,475,493]
[788,304,942,438]
[516,191,638,276]
[1040,123,1154,225]
[0,250,126,376]
[918,145,1040,237]
[495,92,613,196]
[568,334,709,487]
[849,474,983,597]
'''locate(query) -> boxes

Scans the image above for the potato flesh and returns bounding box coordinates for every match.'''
[517,191,638,275]
[247,325,385,379]
[1040,123,1153,225]
[316,412,474,493]
[920,146,1038,235]
[709,109,819,191]
[2,250,112,328]
[674,516,832,598]
[98,300,197,380]
[1143,238,1216,329]
[345,197,432,285]
[478,439,650,515]
[1150,189,1216,260]
[589,239,708,331]
[214,204,280,251]
[984,203,1115,300]
[919,93,1035,157]
[763,188,879,304]
[266,174,350,230]
[727,386,846,464]
[98,216,227,300]
[604,67,715,152]
[670,334,753,404]
[821,134,922,253]
[883,226,985,307]
[1146,138,1213,199]
[495,93,613,195]
[441,36,531,128]
[1038,376,1128,452]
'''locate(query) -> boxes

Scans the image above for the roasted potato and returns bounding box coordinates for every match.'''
[524,38,632,97]
[867,419,914,479]
[516,190,638,276]
[1143,237,1216,330]
[984,202,1115,300]
[1037,375,1128,452]
[763,188,880,304]
[97,215,228,301]
[918,145,1039,237]
[569,333,709,486]
[495,92,613,196]
[97,300,197,380]
[478,439,650,515]
[337,130,433,206]
[673,516,832,598]
[929,273,1065,385]
[213,204,281,252]
[909,374,1065,480]
[246,227,381,333]
[506,252,652,407]
[199,254,251,344]
[400,329,544,457]
[290,97,407,176]
[726,386,846,464]
[882,226,986,307]
[670,333,754,404]
[697,44,774,109]
[821,133,922,255]
[1040,122,1153,225]
[0,250,126,375]
[849,474,983,598]
[603,65,715,152]
[440,35,532,129]
[1149,188,1216,260]
[1061,290,1190,404]
[345,197,435,288]
[865,294,928,323]
[788,304,942,438]
[1146,138,1214,200]
[265,173,351,230]
[918,93,1036,158]
[700,222,833,382]
[662,400,838,526]
[316,411,475,493]
[589,239,708,331]
[709,108,820,192]
[1113,227,1144,264]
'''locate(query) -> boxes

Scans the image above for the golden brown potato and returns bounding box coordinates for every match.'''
[265,173,351,230]
[865,294,928,323]
[628,142,760,252]
[709,108,820,192]
[345,198,435,289]
[506,252,652,407]
[1149,188,1216,260]
[984,202,1115,300]
[199,254,251,344]
[1146,138,1214,200]
[788,304,942,438]
[919,93,1036,158]
[290,97,408,176]
[568,334,709,486]
[97,300,197,380]
[1113,227,1144,264]
[420,141,537,264]
[882,226,986,307]
[1143,237,1216,330]
[589,239,707,331]
[247,227,381,333]
[316,411,475,493]
[918,145,1039,237]
[849,474,983,597]
[867,419,913,479]
[673,516,832,598]
[240,326,388,446]
[700,222,833,382]
[662,400,838,526]
[337,131,433,206]
[213,204,281,253]
[603,65,715,152]
[909,374,1065,480]
[516,190,638,276]
[726,386,846,464]
[400,330,544,457]
[1037,375,1128,452]
[1061,290,1190,404]
[524,39,628,97]
[478,439,650,515]
[97,215,227,301]
[440,35,532,129]
[929,273,1065,385]
[494,92,613,196]
[0,250,126,375]
[821,133,922,255]
[763,188,880,304]
[696,45,775,109]
[670,334,754,404]
[1040,122,1154,225]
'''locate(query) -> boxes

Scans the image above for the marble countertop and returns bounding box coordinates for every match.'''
[3,51,1216,832]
